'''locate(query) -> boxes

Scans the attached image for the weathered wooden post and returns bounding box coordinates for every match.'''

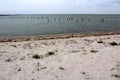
[81,18,84,21]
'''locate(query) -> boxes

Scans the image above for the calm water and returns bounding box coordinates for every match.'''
[0,14,120,37]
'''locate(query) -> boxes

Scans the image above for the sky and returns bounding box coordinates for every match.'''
[0,0,120,14]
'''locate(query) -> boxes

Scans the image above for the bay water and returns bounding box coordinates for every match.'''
[0,14,120,37]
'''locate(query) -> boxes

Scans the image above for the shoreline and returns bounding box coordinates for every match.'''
[0,31,120,42]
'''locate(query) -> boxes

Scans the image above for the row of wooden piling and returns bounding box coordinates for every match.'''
[0,16,105,23]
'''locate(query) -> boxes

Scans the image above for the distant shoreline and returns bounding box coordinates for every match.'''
[0,31,120,42]
[0,14,120,16]
[0,14,12,16]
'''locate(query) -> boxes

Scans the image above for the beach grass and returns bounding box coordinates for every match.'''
[32,54,41,59]
[110,42,118,46]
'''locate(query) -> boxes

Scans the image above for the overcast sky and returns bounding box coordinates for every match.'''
[0,0,120,14]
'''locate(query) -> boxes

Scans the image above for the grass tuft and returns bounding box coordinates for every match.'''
[112,74,120,78]
[5,58,12,62]
[48,51,55,56]
[97,41,103,43]
[32,54,40,59]
[59,67,65,70]
[90,50,98,53]
[81,72,86,74]
[110,42,118,46]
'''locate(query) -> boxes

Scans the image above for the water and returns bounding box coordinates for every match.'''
[0,14,120,37]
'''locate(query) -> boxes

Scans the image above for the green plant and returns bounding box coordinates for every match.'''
[90,50,98,53]
[112,74,120,78]
[59,67,65,70]
[110,42,118,46]
[32,54,40,59]
[5,58,12,62]
[17,68,21,72]
[97,41,103,43]
[81,72,86,74]
[48,51,55,56]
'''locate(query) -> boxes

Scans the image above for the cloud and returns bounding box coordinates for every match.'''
[91,0,120,7]
[0,0,120,14]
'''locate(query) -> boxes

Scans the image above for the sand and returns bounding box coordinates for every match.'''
[0,34,120,80]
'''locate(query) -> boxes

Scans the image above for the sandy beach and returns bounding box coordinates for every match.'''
[0,34,120,80]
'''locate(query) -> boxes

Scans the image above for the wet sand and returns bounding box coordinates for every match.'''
[0,31,120,42]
